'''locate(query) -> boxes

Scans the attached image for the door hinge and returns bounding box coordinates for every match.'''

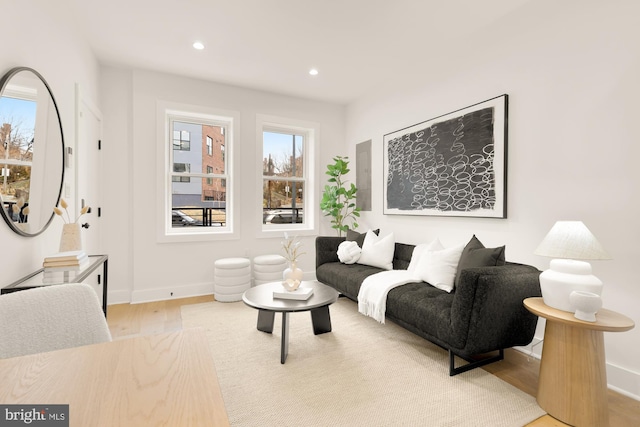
[98,207,102,218]
[97,274,101,285]
[98,139,102,150]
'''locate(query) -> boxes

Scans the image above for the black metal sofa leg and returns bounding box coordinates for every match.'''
[449,349,505,376]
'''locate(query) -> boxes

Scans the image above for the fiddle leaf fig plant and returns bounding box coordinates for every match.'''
[320,156,360,236]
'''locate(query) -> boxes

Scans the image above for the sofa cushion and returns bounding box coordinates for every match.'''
[357,230,395,270]
[412,243,465,293]
[455,235,506,287]
[407,238,444,273]
[386,282,458,347]
[347,228,379,248]
[316,262,384,300]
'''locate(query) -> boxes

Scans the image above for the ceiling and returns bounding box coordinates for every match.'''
[71,0,531,105]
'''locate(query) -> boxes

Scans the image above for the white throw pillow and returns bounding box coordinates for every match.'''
[337,241,362,264]
[357,230,395,270]
[407,238,444,273]
[413,243,465,293]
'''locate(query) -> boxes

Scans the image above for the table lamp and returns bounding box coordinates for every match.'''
[534,221,611,312]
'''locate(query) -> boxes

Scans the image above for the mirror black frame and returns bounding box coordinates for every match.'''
[0,67,65,237]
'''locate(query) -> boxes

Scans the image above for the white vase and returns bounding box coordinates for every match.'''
[59,223,83,252]
[282,262,303,291]
[569,290,602,322]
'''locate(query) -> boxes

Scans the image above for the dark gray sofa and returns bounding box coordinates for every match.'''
[315,236,542,375]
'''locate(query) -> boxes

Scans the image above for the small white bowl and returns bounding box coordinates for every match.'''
[569,290,602,322]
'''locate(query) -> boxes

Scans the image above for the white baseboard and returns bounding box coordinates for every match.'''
[107,289,132,305]
[130,281,214,304]
[515,338,640,401]
[117,271,317,306]
[607,363,640,401]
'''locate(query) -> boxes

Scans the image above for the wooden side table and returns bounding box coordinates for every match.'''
[524,297,634,427]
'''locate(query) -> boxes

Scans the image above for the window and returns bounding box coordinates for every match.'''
[258,115,318,235]
[206,136,213,156]
[173,130,190,150]
[206,166,213,185]
[172,163,191,182]
[159,104,237,241]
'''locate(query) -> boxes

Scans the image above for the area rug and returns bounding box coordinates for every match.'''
[181,298,545,426]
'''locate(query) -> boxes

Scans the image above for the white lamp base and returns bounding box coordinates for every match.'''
[539,259,603,312]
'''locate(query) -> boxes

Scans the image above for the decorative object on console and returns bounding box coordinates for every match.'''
[42,250,90,284]
[43,250,88,268]
[534,221,611,312]
[569,290,602,322]
[383,94,508,218]
[320,155,361,236]
[281,233,305,291]
[54,198,90,252]
[59,223,82,252]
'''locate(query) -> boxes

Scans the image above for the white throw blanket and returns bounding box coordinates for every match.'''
[357,270,417,324]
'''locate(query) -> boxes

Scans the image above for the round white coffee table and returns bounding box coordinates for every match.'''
[242,280,339,363]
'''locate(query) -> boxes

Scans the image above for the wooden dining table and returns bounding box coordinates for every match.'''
[0,328,229,426]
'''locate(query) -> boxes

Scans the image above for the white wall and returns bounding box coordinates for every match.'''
[100,68,345,303]
[0,1,100,285]
[345,1,640,398]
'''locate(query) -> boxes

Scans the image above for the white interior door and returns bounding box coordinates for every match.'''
[75,86,103,255]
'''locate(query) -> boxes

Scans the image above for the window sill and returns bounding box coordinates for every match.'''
[158,228,238,243]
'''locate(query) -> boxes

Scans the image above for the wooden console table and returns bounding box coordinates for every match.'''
[0,328,229,426]
[1,254,108,316]
[524,297,634,427]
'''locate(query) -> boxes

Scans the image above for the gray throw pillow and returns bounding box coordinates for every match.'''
[455,235,506,287]
[346,229,379,248]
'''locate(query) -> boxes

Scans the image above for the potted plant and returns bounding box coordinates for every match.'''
[320,156,360,236]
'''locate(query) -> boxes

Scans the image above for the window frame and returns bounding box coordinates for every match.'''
[156,101,239,242]
[256,114,319,238]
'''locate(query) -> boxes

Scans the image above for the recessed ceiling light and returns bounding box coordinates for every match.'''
[193,41,205,50]
[309,68,319,76]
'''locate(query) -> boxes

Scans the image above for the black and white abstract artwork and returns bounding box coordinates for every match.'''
[383,95,508,218]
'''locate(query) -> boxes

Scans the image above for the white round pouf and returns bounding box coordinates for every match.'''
[253,254,287,286]
[214,257,251,302]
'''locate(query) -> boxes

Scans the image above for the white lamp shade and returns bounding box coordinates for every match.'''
[534,221,610,260]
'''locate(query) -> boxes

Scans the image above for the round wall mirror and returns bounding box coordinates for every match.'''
[0,67,64,236]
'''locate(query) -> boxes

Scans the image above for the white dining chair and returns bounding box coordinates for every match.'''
[0,283,112,359]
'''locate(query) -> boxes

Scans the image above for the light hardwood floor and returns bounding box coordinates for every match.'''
[106,296,640,427]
